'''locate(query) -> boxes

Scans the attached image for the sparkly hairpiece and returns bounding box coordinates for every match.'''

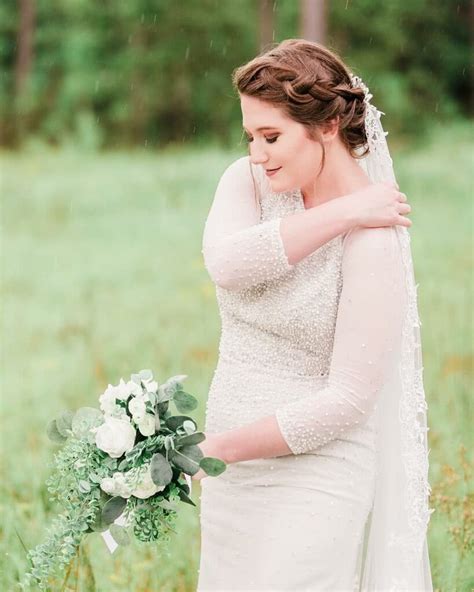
[349,73,394,182]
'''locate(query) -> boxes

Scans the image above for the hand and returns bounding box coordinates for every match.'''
[191,433,224,482]
[344,182,412,229]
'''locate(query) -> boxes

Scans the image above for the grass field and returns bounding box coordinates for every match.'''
[1,122,473,591]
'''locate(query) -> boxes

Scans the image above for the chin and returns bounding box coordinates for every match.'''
[268,177,298,193]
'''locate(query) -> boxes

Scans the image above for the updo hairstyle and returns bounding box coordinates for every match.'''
[232,39,369,173]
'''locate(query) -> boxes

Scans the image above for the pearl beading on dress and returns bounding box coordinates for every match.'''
[201,157,401,457]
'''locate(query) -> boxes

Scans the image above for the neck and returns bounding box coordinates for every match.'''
[301,139,371,207]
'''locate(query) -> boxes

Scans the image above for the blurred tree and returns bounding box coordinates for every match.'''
[260,0,276,51]
[300,0,327,44]
[0,0,470,148]
[15,0,35,97]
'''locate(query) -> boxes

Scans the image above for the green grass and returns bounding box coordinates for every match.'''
[1,121,473,591]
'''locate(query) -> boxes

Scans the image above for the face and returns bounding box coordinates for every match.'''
[240,94,325,193]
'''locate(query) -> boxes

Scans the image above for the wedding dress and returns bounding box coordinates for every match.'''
[197,152,433,591]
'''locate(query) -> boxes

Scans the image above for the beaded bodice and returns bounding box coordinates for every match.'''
[215,187,344,379]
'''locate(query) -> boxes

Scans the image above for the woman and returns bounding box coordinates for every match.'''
[194,39,433,591]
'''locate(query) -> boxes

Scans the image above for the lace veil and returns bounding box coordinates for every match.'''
[351,75,435,590]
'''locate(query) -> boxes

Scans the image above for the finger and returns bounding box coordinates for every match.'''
[397,215,412,227]
[398,192,407,202]
[398,203,411,214]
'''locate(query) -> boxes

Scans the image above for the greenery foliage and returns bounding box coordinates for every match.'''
[2,122,472,589]
[18,371,226,590]
[0,0,471,148]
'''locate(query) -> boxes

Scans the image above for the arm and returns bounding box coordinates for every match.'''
[209,225,406,464]
[202,156,356,291]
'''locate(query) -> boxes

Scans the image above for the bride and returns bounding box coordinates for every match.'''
[194,39,433,591]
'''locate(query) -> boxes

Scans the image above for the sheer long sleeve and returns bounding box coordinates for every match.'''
[275,225,406,455]
[202,156,295,290]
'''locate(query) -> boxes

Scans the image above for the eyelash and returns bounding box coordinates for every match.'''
[245,135,279,144]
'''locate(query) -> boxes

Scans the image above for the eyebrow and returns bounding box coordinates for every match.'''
[242,126,280,133]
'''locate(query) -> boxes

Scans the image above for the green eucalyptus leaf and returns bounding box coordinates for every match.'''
[177,488,196,507]
[156,387,170,403]
[158,374,188,400]
[117,459,129,471]
[89,511,109,532]
[164,435,174,452]
[183,420,196,434]
[154,413,161,431]
[176,431,206,447]
[138,369,153,382]
[56,410,74,437]
[109,524,130,546]
[177,480,190,495]
[173,390,198,413]
[156,498,179,512]
[200,457,227,477]
[46,419,68,443]
[168,447,201,476]
[78,480,91,493]
[104,456,118,470]
[131,373,142,386]
[150,453,173,487]
[180,444,203,463]
[102,496,127,525]
[72,407,103,442]
[157,401,169,416]
[165,415,196,432]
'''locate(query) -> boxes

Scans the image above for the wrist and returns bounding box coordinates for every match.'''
[329,195,359,231]
[201,432,232,465]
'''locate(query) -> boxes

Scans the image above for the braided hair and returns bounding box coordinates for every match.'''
[233,39,369,173]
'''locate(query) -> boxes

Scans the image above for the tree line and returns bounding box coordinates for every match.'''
[0,0,471,149]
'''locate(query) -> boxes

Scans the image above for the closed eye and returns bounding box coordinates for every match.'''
[245,135,279,144]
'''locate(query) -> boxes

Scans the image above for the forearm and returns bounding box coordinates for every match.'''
[203,196,356,291]
[213,414,293,464]
[280,195,356,265]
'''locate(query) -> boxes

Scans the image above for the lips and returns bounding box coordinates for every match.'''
[265,167,281,177]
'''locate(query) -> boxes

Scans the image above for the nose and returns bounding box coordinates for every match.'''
[249,143,269,165]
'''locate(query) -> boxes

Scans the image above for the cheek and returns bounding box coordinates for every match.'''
[297,141,323,176]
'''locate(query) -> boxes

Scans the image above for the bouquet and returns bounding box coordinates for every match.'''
[20,369,226,590]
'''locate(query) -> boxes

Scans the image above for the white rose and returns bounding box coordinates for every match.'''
[100,472,133,498]
[126,380,143,396]
[113,472,133,498]
[115,378,134,400]
[131,465,165,499]
[99,477,116,496]
[128,397,146,422]
[95,417,136,458]
[99,388,118,415]
[137,413,155,437]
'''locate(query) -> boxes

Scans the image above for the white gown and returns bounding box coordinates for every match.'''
[196,156,426,591]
